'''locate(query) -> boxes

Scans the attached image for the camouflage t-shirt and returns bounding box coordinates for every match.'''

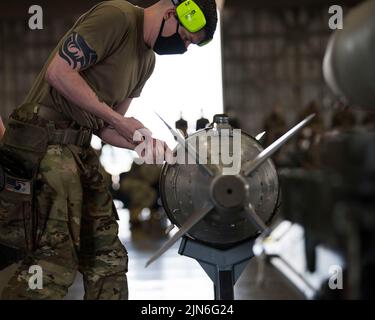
[23,0,155,131]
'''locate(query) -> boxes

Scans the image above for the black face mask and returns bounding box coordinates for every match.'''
[153,18,187,55]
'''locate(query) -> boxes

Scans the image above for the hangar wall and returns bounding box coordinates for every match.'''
[220,1,361,135]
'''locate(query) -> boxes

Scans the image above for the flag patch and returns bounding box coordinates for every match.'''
[5,177,31,195]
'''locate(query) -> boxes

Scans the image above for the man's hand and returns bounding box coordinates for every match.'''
[113,117,152,145]
[135,137,173,164]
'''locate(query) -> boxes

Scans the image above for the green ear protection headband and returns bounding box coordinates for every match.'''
[172,0,211,45]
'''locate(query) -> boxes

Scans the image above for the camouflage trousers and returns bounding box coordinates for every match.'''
[1,144,128,300]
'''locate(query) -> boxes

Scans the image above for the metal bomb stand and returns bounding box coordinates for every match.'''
[178,236,255,300]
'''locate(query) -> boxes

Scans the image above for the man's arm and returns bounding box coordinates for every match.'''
[46,32,170,160]
[98,97,153,149]
[115,97,133,116]
[98,97,173,162]
[45,32,147,142]
[96,98,140,149]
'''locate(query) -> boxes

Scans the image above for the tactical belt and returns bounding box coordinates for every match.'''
[31,103,93,148]
[46,123,92,148]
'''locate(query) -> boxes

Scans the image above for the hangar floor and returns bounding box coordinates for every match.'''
[0,208,303,300]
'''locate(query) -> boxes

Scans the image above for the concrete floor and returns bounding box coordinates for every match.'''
[0,209,303,300]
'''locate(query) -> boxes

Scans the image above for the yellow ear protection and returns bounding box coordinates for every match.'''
[172,0,207,34]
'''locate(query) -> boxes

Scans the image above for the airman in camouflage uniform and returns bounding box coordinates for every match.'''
[0,0,217,300]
